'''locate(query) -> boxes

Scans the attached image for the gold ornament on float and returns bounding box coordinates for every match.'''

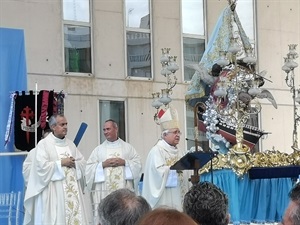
[199,148,299,177]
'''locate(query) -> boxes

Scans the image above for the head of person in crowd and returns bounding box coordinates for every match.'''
[48,114,68,139]
[183,181,230,225]
[98,188,151,225]
[137,207,197,225]
[281,182,300,225]
[158,107,181,147]
[103,119,119,142]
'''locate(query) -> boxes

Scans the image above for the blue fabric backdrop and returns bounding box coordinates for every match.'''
[0,27,27,224]
[201,169,292,224]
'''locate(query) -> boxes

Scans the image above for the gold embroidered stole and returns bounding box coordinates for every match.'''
[105,146,125,193]
[57,146,83,225]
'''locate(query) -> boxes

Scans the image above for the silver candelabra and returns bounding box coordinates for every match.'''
[151,48,179,124]
[282,44,299,151]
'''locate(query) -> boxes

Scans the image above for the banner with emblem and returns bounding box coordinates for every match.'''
[12,90,63,151]
[14,91,43,151]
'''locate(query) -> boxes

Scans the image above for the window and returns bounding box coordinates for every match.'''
[63,0,92,74]
[183,0,208,150]
[125,0,151,78]
[99,100,126,142]
[182,0,205,81]
[186,104,209,152]
[236,0,255,44]
[236,0,259,152]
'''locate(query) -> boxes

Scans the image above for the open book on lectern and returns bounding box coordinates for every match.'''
[170,151,215,170]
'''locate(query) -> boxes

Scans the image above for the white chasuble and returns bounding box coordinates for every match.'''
[23,133,88,225]
[142,139,191,210]
[85,138,142,223]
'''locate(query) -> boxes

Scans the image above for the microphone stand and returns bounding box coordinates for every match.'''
[187,102,201,185]
[187,102,212,185]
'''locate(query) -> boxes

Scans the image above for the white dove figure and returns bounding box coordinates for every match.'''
[256,89,277,109]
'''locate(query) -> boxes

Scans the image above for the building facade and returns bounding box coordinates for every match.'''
[0,0,299,167]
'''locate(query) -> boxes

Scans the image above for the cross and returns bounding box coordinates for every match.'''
[20,106,34,144]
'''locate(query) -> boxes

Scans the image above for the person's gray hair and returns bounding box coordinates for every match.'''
[98,188,151,225]
[289,205,300,225]
[48,114,64,128]
[105,119,118,129]
[288,183,300,225]
[161,130,169,139]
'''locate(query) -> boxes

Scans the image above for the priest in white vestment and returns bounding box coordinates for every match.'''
[23,114,89,225]
[85,119,142,221]
[142,107,190,210]
[22,129,51,187]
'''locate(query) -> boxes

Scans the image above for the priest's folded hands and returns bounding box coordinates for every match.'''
[103,158,125,168]
[61,156,76,168]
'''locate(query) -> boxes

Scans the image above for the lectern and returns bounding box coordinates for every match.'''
[170,151,215,185]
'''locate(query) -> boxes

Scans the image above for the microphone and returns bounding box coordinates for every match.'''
[185,138,195,142]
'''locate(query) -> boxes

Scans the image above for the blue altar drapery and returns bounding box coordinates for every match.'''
[201,169,292,224]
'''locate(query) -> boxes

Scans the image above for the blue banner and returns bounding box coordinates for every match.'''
[0,27,28,224]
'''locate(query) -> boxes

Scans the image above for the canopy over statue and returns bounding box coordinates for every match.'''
[185,0,277,153]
